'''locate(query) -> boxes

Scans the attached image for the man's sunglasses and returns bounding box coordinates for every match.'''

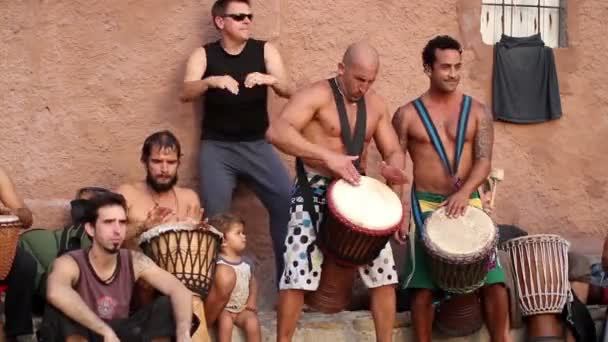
[223,13,253,21]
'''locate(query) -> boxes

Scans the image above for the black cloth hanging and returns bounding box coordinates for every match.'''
[492,33,563,123]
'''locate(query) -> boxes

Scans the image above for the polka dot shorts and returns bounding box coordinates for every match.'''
[279,172,397,291]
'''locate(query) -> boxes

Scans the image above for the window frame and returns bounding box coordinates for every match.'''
[480,0,567,48]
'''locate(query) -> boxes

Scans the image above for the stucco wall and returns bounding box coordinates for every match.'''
[2,0,607,309]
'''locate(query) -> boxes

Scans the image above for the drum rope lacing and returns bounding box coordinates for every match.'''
[139,224,222,298]
[504,235,571,316]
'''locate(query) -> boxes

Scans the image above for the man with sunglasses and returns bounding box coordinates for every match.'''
[181,0,294,289]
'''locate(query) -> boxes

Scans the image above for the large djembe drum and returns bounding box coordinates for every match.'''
[305,176,403,313]
[503,234,570,339]
[422,206,498,294]
[138,222,222,299]
[421,206,497,336]
[0,214,23,280]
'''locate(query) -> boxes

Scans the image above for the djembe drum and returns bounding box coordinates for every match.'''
[191,293,210,342]
[503,234,570,339]
[422,206,498,294]
[305,176,403,313]
[0,214,23,280]
[435,291,483,337]
[139,222,222,299]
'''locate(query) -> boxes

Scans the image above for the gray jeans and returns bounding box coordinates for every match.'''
[199,139,291,279]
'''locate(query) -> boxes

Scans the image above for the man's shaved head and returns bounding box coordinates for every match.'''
[342,42,380,69]
[336,41,380,102]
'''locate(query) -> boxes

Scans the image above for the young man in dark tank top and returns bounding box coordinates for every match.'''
[39,192,193,342]
[180,0,294,322]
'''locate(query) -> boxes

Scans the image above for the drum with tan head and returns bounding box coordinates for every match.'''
[306,176,403,313]
[139,222,222,299]
[0,214,23,280]
[422,206,498,293]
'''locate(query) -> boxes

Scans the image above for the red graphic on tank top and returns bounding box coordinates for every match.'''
[97,295,118,319]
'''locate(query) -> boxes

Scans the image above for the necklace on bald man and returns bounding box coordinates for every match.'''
[333,77,357,106]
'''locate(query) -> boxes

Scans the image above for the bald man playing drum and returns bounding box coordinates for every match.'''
[266,42,408,342]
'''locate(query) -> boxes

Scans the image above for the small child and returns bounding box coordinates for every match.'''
[208,213,261,342]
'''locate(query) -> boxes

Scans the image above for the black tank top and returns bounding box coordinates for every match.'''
[202,39,268,141]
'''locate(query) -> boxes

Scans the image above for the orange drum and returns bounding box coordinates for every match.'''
[0,215,23,280]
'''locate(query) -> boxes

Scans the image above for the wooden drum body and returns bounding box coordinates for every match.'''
[435,291,483,337]
[502,234,570,316]
[0,215,23,280]
[306,176,403,313]
[422,206,498,294]
[139,222,221,299]
[304,254,356,314]
[318,176,403,266]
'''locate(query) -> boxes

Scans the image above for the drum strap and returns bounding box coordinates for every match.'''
[295,157,321,228]
[328,77,367,172]
[295,158,326,272]
[402,95,472,291]
[412,94,472,181]
[292,78,368,238]
[410,94,472,234]
[291,79,368,273]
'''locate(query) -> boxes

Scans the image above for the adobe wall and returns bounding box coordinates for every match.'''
[2,0,606,308]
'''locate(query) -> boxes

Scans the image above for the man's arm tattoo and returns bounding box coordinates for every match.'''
[133,251,156,275]
[391,108,407,151]
[475,105,494,160]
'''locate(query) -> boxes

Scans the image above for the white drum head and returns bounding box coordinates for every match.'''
[138,222,196,245]
[503,234,570,249]
[0,215,19,224]
[425,206,495,257]
[138,222,223,245]
[329,176,403,230]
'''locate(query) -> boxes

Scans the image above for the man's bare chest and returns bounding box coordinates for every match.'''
[315,106,379,140]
